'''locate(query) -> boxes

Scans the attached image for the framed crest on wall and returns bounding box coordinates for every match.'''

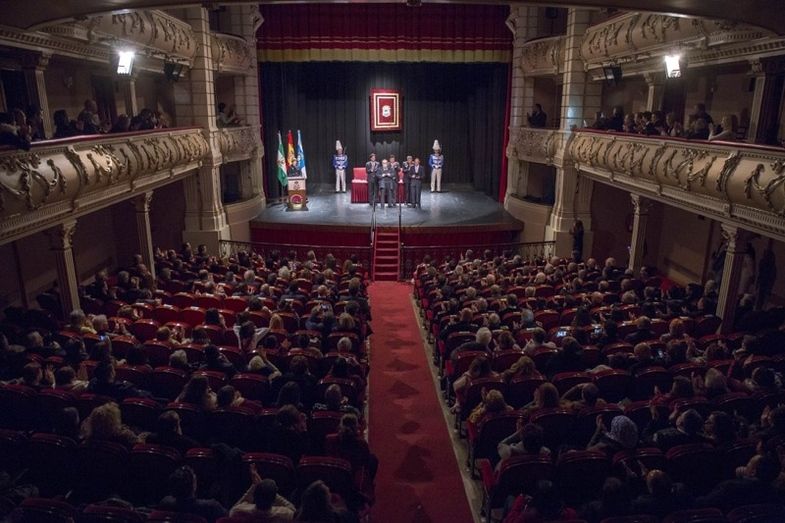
[370,88,401,131]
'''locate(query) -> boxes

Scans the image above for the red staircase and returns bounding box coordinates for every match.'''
[373,227,400,281]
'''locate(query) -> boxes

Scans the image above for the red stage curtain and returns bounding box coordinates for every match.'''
[258,4,512,63]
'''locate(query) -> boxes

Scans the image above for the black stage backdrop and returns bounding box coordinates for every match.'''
[260,62,508,198]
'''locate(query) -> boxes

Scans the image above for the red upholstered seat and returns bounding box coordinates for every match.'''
[11,497,76,523]
[208,407,257,450]
[127,444,181,504]
[297,456,354,501]
[229,373,270,403]
[153,304,181,324]
[242,452,296,497]
[80,504,145,523]
[479,455,555,516]
[507,376,546,408]
[151,367,189,400]
[557,450,611,504]
[309,410,344,453]
[120,397,161,432]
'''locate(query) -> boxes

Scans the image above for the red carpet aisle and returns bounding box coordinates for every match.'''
[368,282,474,522]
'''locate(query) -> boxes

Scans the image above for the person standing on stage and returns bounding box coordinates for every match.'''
[389,154,401,204]
[378,158,395,208]
[366,153,380,208]
[429,140,444,193]
[409,157,424,208]
[333,140,348,193]
[402,155,413,205]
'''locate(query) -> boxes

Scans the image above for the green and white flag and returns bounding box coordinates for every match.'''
[276,131,287,186]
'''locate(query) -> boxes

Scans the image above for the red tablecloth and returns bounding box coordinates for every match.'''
[350,180,405,204]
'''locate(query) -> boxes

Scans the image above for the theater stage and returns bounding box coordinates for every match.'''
[254,183,521,229]
[249,183,526,275]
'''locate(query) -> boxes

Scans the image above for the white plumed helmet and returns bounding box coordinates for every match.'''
[335,140,343,151]
[432,139,441,151]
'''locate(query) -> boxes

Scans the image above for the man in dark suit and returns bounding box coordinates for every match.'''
[409,157,424,208]
[378,158,395,208]
[401,155,413,205]
[366,153,379,208]
[527,103,547,128]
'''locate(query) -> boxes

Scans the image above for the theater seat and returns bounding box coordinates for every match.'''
[726,503,785,523]
[556,450,610,504]
[151,367,189,400]
[207,407,257,450]
[666,444,719,494]
[147,511,208,523]
[126,444,181,504]
[26,432,77,496]
[76,440,129,501]
[120,397,161,432]
[478,455,554,518]
[242,452,296,497]
[467,411,519,475]
[297,456,354,503]
[229,373,271,403]
[79,504,146,523]
[662,508,726,523]
[309,411,344,454]
[10,497,76,523]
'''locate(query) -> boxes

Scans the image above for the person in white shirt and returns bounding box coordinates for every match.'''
[230,464,295,521]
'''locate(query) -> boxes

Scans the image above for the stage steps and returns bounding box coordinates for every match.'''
[373,228,400,281]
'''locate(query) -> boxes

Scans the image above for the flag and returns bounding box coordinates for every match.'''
[296,129,307,179]
[276,131,287,187]
[286,130,295,171]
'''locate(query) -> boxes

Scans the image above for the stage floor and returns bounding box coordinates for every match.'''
[257,183,521,228]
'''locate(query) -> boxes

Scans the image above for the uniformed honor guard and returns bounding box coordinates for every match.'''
[378,158,395,208]
[402,155,414,205]
[389,155,401,203]
[333,140,348,193]
[409,157,424,208]
[366,153,380,208]
[429,139,444,193]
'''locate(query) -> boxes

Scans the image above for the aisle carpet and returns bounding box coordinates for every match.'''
[368,282,474,522]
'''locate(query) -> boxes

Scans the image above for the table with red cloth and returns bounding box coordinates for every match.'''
[351,167,406,204]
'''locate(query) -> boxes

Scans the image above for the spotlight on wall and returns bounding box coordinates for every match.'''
[664,53,682,79]
[116,50,135,76]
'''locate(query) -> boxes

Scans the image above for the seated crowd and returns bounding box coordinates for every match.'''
[415,250,785,522]
[587,102,742,143]
[0,244,376,522]
[0,98,170,151]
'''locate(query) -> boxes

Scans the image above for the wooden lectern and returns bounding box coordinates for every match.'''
[287,176,308,211]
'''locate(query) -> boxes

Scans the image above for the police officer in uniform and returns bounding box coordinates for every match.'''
[429,139,444,193]
[378,158,395,208]
[333,140,348,193]
[401,155,413,205]
[365,153,380,208]
[409,157,424,208]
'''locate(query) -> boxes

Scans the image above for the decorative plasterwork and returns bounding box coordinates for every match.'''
[82,11,196,62]
[570,131,785,240]
[519,36,566,76]
[211,32,253,74]
[0,128,208,245]
[217,126,260,162]
[580,12,772,67]
[506,127,565,166]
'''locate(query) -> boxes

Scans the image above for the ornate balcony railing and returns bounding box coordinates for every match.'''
[0,127,208,244]
[217,126,261,163]
[570,130,785,239]
[507,127,566,165]
[580,12,772,67]
[211,32,254,74]
[519,35,565,76]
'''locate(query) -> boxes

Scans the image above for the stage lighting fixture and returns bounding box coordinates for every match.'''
[164,61,185,82]
[664,53,682,79]
[116,50,135,76]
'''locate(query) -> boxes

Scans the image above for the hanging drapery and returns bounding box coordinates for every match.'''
[257,4,512,63]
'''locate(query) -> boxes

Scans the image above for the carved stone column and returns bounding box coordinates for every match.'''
[644,72,665,112]
[121,71,139,118]
[134,191,156,279]
[228,4,265,201]
[504,7,537,210]
[46,219,79,318]
[628,194,652,272]
[716,224,750,333]
[747,59,767,143]
[180,7,230,251]
[21,51,53,139]
[559,9,601,131]
[545,163,593,257]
